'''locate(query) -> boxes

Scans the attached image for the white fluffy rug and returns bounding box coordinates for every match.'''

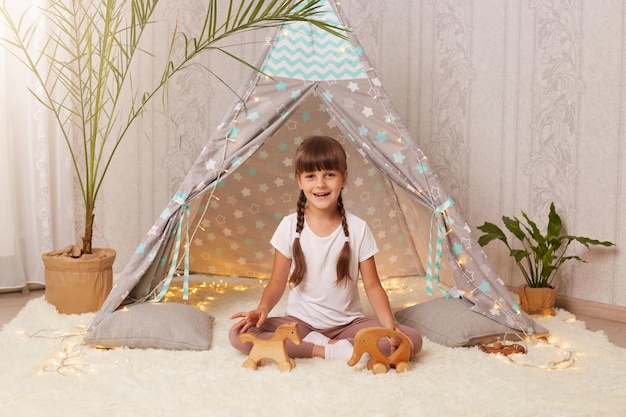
[1,277,625,417]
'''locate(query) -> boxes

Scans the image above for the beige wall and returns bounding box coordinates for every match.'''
[94,0,624,308]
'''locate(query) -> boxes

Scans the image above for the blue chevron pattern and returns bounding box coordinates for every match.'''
[261,0,367,80]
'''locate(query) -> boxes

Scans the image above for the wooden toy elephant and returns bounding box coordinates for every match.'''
[238,321,301,372]
[347,327,412,374]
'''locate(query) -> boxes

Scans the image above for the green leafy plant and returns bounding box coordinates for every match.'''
[477,202,614,288]
[0,0,343,254]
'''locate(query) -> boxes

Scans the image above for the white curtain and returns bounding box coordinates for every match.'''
[0,1,74,291]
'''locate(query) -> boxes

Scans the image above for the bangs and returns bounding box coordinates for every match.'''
[295,136,347,174]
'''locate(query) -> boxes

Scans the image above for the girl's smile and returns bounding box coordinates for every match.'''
[297,170,347,212]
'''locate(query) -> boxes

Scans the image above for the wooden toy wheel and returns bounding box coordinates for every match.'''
[395,361,410,373]
[278,362,294,372]
[372,363,388,375]
[242,359,258,370]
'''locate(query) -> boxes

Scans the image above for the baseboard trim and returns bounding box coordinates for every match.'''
[555,295,626,324]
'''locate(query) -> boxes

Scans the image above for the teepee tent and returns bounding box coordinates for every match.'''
[91,0,542,335]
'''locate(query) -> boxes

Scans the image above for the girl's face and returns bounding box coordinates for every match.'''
[297,169,347,213]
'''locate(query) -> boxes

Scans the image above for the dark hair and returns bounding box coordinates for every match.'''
[294,135,348,176]
[290,136,351,287]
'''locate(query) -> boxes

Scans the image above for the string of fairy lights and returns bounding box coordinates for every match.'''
[36,0,575,376]
[149,0,542,352]
[25,276,576,376]
[27,326,93,376]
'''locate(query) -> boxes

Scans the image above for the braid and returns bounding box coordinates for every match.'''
[336,194,352,285]
[295,191,306,234]
[338,194,350,239]
[290,191,308,287]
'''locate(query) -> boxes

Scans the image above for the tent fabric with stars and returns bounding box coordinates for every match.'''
[90,0,543,336]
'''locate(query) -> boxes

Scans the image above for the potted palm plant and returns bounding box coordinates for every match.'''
[0,0,341,313]
[477,202,614,316]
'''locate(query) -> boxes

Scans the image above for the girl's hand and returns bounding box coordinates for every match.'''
[387,335,401,353]
[388,326,415,356]
[230,308,268,333]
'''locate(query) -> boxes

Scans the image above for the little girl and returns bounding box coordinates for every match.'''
[229,136,422,362]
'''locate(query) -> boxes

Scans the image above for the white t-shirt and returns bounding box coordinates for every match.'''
[270,211,379,329]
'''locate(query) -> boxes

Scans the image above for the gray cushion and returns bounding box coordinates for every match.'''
[394,297,524,347]
[84,302,214,350]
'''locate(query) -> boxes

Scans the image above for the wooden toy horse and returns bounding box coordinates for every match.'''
[238,322,301,372]
[347,327,413,374]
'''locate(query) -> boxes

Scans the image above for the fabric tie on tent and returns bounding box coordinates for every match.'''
[154,192,191,302]
[426,197,454,297]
